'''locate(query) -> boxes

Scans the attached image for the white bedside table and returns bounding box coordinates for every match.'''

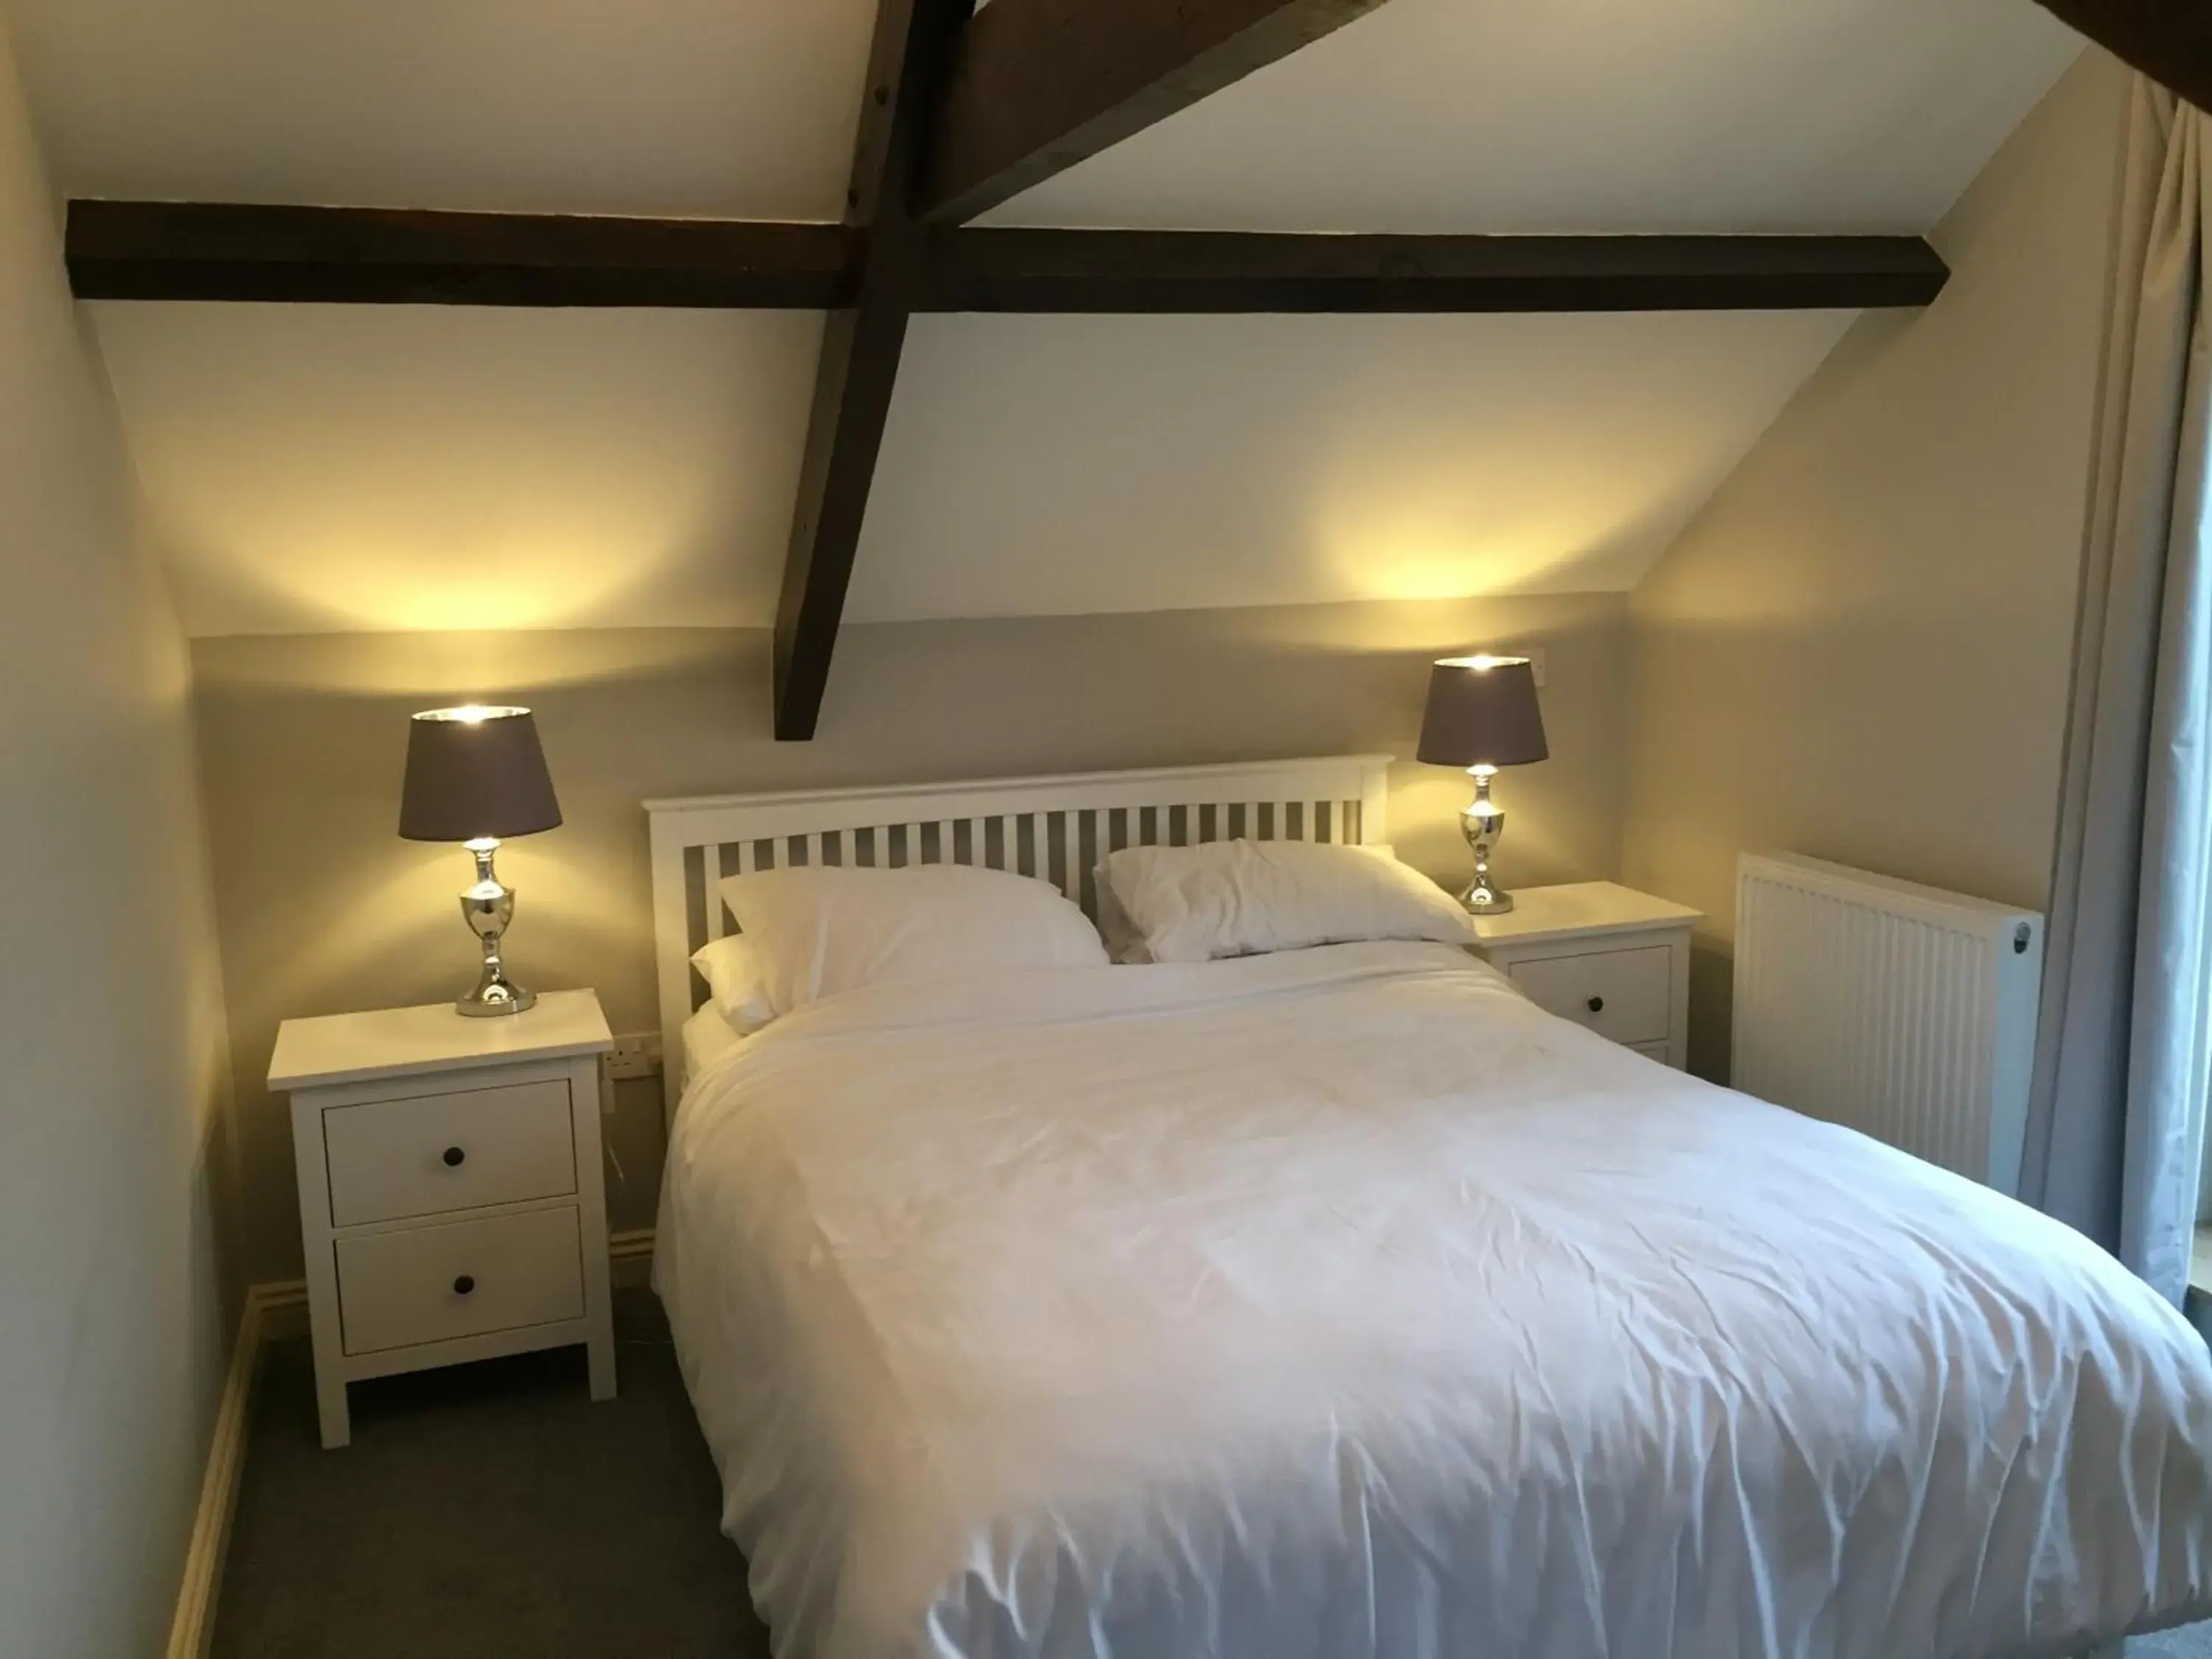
[1469,882,1705,1069]
[268,989,617,1448]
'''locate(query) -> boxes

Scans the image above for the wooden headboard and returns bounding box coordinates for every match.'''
[644,754,1394,1123]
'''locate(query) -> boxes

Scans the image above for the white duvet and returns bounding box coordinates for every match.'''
[655,942,2212,1659]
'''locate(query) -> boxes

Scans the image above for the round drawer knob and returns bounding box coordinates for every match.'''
[1586,995,1605,1015]
[452,1274,476,1296]
[442,1146,466,1167]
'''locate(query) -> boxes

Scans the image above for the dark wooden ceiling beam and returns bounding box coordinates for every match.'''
[922,229,1950,313]
[2032,0,2211,112]
[66,204,1951,315]
[919,0,1391,225]
[66,201,853,308]
[771,0,973,742]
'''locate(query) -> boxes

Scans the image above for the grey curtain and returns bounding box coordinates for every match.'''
[2022,79,2211,1307]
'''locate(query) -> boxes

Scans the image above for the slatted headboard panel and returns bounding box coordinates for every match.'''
[646,754,1393,1122]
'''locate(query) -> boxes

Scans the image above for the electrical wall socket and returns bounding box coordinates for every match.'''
[606,1032,663,1081]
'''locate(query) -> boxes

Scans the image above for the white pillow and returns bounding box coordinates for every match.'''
[715,863,1109,1016]
[1092,843,1402,964]
[1099,839,1475,964]
[688,933,780,1034]
[681,998,748,1083]
[1092,872,1154,964]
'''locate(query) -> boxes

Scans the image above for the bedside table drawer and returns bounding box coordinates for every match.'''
[1509,945,1672,1046]
[324,1078,577,1228]
[336,1207,585,1356]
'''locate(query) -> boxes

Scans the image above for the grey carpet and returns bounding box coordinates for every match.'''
[212,1287,768,1659]
[214,1287,2212,1658]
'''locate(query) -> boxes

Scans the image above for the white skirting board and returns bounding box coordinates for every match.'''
[164,1280,305,1659]
[610,1226,656,1290]
[164,1232,656,1657]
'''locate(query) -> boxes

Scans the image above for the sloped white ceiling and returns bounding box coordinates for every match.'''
[86,305,1854,633]
[4,0,880,218]
[986,0,2085,234]
[85,304,823,634]
[846,311,1859,621]
[9,0,2076,231]
[28,0,2082,635]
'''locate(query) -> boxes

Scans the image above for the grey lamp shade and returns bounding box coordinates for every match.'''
[1416,656,1550,768]
[398,706,563,843]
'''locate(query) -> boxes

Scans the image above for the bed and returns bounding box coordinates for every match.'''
[646,756,2212,1659]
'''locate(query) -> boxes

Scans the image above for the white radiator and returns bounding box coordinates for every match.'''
[1732,852,2045,1194]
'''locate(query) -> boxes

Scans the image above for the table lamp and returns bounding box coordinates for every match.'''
[1416,655,1548,914]
[399,705,563,1017]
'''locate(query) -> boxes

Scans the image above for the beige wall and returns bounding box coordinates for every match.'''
[1620,49,2131,1079]
[193,593,1627,1279]
[0,15,239,1659]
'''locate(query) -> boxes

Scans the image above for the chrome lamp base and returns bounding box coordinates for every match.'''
[1461,877,1515,917]
[454,838,535,1018]
[1458,768,1514,917]
[456,968,537,1019]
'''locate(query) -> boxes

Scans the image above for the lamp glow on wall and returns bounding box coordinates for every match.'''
[1416,655,1548,914]
[399,705,563,1017]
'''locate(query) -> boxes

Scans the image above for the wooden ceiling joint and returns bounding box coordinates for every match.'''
[919,0,1391,224]
[59,0,1980,740]
[66,204,1953,318]
[770,0,973,742]
[2031,0,2212,113]
[66,201,854,308]
[921,229,1951,313]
